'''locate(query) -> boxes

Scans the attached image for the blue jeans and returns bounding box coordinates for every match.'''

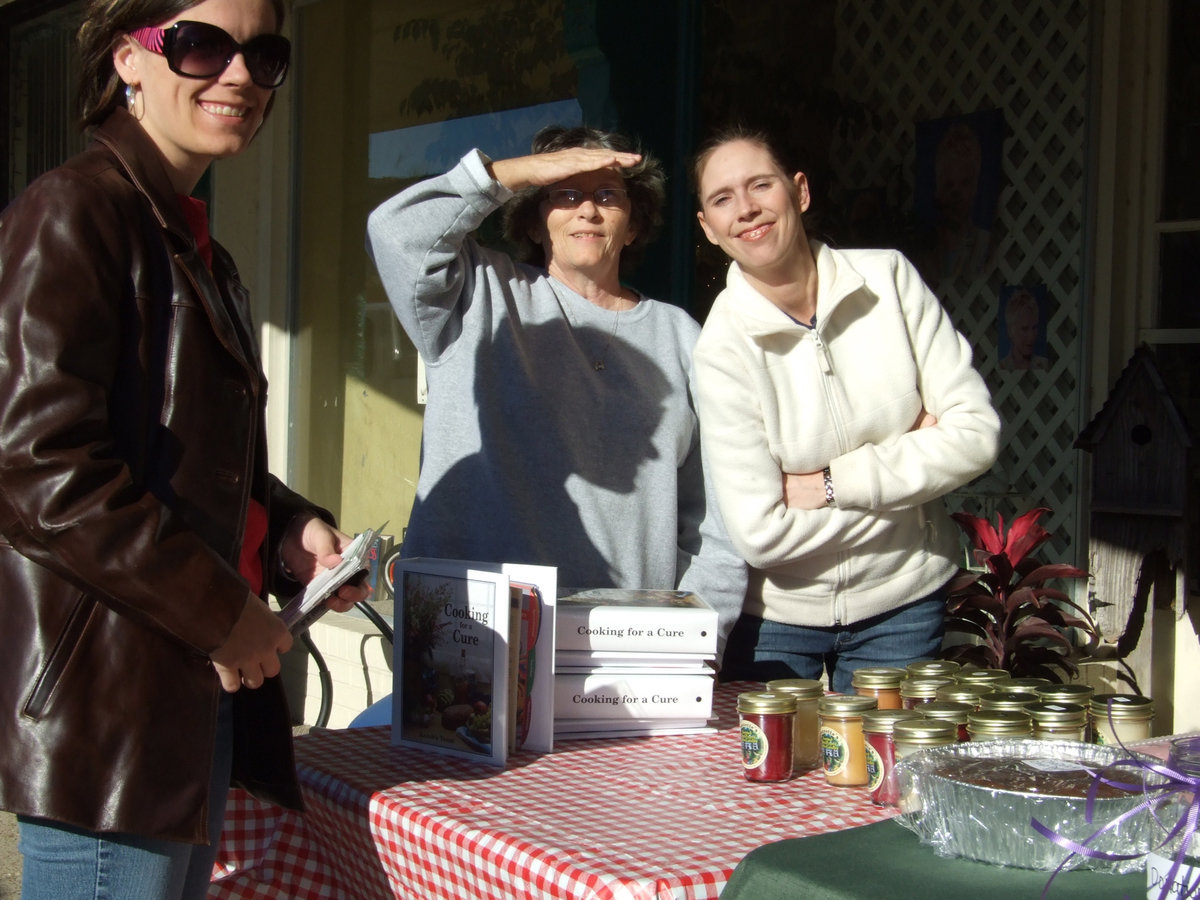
[721,585,948,694]
[18,692,234,900]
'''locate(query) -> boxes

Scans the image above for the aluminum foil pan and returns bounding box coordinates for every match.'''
[893,739,1168,873]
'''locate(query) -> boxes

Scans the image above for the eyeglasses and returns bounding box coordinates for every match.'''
[129,20,291,90]
[545,188,629,209]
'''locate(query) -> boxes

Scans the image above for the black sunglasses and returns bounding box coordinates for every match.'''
[129,20,291,90]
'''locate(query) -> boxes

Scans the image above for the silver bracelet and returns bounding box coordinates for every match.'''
[823,466,835,507]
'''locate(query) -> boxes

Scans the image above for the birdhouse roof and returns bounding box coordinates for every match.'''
[1074,345,1194,451]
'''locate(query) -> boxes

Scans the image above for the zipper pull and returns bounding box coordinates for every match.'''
[813,332,833,374]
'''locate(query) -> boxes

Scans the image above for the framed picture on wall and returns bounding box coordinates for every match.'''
[997,283,1051,373]
[913,108,1005,286]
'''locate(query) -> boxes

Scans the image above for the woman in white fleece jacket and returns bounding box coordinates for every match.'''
[691,127,1000,693]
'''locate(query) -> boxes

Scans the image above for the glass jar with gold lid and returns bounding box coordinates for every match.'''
[955,668,1011,689]
[935,682,992,709]
[851,667,906,710]
[917,700,973,741]
[1003,677,1053,693]
[818,695,878,786]
[892,718,959,758]
[905,659,962,679]
[899,676,955,709]
[977,690,1040,713]
[862,708,922,807]
[766,678,823,772]
[1090,694,1153,746]
[967,708,1033,741]
[1027,701,1088,741]
[1034,683,1094,706]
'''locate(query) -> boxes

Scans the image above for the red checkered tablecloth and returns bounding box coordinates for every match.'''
[211,683,896,900]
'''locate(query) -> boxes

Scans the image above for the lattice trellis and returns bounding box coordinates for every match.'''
[829,0,1091,564]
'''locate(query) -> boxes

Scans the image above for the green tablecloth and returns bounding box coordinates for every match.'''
[723,819,1145,899]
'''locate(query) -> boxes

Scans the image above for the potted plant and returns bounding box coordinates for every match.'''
[941,507,1102,682]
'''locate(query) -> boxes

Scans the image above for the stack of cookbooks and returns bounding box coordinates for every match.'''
[552,588,719,739]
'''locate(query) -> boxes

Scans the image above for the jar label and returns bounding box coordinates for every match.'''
[741,720,769,770]
[865,741,884,792]
[1146,852,1200,900]
[820,725,848,776]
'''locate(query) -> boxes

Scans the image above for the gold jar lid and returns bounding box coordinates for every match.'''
[955,668,1011,686]
[1027,701,1087,727]
[893,718,959,743]
[936,683,992,704]
[862,708,923,734]
[967,709,1033,736]
[905,659,962,678]
[737,691,796,715]
[977,690,1040,712]
[851,667,907,689]
[818,695,879,717]
[1035,683,1094,704]
[1089,693,1153,720]
[1003,677,1053,692]
[765,678,824,700]
[899,676,955,699]
[918,700,973,725]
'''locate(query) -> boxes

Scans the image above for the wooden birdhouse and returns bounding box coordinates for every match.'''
[1074,345,1195,730]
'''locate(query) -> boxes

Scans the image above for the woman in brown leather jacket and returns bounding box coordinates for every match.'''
[0,1,368,896]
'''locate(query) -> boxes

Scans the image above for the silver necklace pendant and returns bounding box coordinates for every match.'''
[593,359,605,372]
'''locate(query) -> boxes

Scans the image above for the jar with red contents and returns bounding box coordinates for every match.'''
[738,691,795,783]
[899,676,955,709]
[862,708,922,806]
[917,700,973,741]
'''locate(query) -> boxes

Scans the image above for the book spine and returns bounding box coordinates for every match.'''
[553,673,714,720]
[554,608,718,654]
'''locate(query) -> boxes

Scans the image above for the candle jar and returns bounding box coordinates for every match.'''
[1090,694,1153,746]
[737,691,795,783]
[905,659,962,679]
[899,676,955,709]
[766,678,823,772]
[967,708,1033,741]
[851,667,906,710]
[893,718,959,759]
[1027,701,1088,741]
[935,682,992,709]
[862,708,922,807]
[917,700,973,741]
[977,690,1040,713]
[955,668,1011,689]
[818,695,878,787]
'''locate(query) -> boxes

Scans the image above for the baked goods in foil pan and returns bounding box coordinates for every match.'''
[893,739,1170,872]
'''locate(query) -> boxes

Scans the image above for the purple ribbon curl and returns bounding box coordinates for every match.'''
[1032,700,1198,900]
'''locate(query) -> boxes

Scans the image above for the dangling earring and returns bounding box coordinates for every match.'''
[125,83,136,108]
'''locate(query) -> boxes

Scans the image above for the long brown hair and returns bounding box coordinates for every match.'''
[76,0,286,129]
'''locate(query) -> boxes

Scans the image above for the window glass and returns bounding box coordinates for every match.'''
[4,1,85,201]
[289,0,578,533]
[1161,0,1200,221]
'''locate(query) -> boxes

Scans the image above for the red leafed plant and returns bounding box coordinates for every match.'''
[941,507,1101,682]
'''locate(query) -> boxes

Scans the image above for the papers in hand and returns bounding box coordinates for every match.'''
[279,524,384,634]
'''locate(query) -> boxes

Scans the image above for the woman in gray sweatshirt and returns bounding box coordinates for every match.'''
[367,125,747,660]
